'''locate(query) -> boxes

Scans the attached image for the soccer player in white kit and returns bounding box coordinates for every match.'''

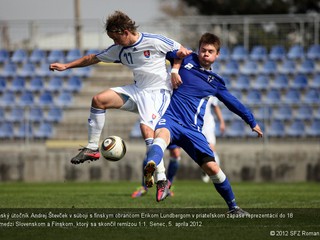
[201,96,225,182]
[49,11,191,199]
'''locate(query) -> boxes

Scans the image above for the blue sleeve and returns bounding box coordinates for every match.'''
[166,50,180,65]
[216,85,257,128]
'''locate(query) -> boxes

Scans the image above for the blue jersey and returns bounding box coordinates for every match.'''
[164,53,256,132]
[157,53,257,164]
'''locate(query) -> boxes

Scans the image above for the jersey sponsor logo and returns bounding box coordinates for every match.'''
[133,47,138,52]
[184,63,194,70]
[144,50,151,58]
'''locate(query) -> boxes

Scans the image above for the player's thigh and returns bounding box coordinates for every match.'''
[178,130,214,166]
[92,89,125,109]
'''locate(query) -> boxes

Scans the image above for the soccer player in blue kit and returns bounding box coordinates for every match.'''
[144,32,263,214]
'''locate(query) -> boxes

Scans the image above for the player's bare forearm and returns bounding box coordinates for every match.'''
[49,54,100,71]
[171,59,183,89]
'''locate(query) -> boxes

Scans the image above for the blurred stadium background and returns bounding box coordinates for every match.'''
[0,0,319,183]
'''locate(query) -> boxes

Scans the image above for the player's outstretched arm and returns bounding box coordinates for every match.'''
[49,54,100,71]
[252,124,263,138]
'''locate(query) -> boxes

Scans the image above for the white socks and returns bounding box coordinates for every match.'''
[87,107,106,150]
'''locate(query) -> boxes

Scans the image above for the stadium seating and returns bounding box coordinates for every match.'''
[287,44,304,60]
[268,120,285,137]
[265,89,281,104]
[0,62,17,77]
[220,107,235,122]
[273,105,293,120]
[0,122,14,139]
[46,76,64,92]
[29,49,46,64]
[249,45,267,61]
[279,59,296,75]
[0,49,10,64]
[241,60,258,75]
[28,76,44,92]
[15,122,33,139]
[303,89,320,104]
[9,76,26,92]
[271,74,289,90]
[218,46,230,61]
[72,66,92,78]
[55,91,73,107]
[66,48,82,62]
[314,107,320,120]
[38,91,54,107]
[65,76,83,92]
[0,91,16,106]
[310,74,320,89]
[234,75,250,90]
[47,49,65,63]
[28,107,44,123]
[306,44,320,60]
[286,120,305,137]
[0,76,7,92]
[305,120,320,137]
[6,107,25,123]
[85,49,100,55]
[11,49,28,63]
[295,105,313,120]
[283,88,301,104]
[34,122,54,139]
[225,119,246,137]
[18,91,35,107]
[260,59,277,75]
[222,59,239,75]
[252,75,269,90]
[269,45,286,61]
[246,89,262,105]
[291,74,308,90]
[17,62,36,78]
[254,106,273,120]
[45,107,63,123]
[35,62,53,77]
[231,45,248,61]
[0,108,4,122]
[298,59,315,75]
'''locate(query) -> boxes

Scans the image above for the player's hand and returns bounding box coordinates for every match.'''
[177,47,192,59]
[171,72,183,89]
[49,63,68,71]
[252,124,263,138]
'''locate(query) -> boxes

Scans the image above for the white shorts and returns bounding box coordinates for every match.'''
[111,84,171,130]
[202,96,218,145]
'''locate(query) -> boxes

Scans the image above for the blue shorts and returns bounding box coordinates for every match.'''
[156,116,214,166]
[167,143,179,150]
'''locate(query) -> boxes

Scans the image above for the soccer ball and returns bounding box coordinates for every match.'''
[100,136,126,161]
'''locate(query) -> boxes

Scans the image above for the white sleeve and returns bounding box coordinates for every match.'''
[211,96,219,106]
[95,45,121,63]
[153,34,181,54]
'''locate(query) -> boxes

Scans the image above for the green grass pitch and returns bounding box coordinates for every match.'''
[0,181,319,240]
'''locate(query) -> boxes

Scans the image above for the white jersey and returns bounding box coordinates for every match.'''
[96,32,181,91]
[202,96,219,145]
